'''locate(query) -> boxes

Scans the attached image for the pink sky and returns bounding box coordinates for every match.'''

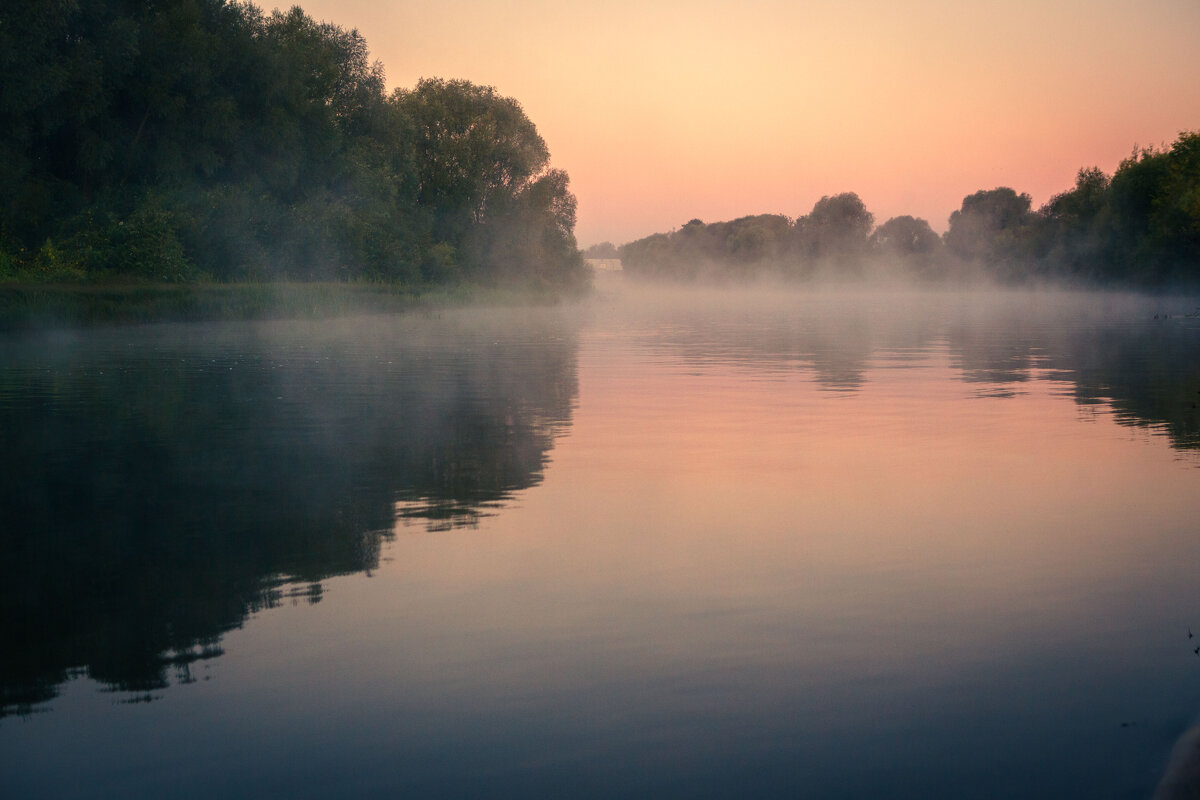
[295,0,1200,246]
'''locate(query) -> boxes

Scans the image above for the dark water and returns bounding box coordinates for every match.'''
[2,287,1200,798]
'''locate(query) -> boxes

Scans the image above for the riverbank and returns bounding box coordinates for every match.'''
[0,281,573,329]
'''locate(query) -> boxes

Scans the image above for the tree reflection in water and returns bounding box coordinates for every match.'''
[3,289,1198,722]
[0,310,578,716]
[621,289,1200,449]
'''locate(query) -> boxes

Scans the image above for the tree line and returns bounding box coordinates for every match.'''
[613,131,1200,287]
[0,0,588,292]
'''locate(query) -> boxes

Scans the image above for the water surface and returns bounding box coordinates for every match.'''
[3,287,1200,798]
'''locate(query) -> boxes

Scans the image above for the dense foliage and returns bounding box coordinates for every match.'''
[0,0,588,291]
[620,132,1200,287]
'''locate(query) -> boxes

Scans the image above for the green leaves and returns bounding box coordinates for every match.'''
[0,1,585,292]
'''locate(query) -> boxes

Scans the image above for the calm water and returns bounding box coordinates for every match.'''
[3,285,1200,798]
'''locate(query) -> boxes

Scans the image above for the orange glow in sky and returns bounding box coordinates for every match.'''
[294,0,1200,246]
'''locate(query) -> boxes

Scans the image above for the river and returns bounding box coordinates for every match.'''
[2,283,1199,798]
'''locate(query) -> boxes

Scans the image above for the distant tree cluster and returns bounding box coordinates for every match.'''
[0,0,588,291]
[620,132,1200,287]
[582,241,619,259]
[619,195,946,282]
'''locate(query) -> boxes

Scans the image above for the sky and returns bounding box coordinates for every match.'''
[294,0,1200,247]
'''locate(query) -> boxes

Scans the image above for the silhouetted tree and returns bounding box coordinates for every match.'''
[719,214,792,266]
[391,78,584,287]
[619,232,676,279]
[1036,167,1112,280]
[617,214,793,281]
[793,193,874,274]
[870,215,945,279]
[944,187,1034,276]
[0,1,586,291]
[1144,132,1200,283]
[615,136,1198,287]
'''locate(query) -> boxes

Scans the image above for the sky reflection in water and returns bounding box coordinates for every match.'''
[2,288,1200,799]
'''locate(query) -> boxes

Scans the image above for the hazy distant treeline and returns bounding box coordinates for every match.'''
[614,132,1200,287]
[0,0,587,291]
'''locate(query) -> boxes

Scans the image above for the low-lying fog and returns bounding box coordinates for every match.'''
[4,274,1200,799]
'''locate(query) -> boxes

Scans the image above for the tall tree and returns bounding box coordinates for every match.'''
[393,78,583,287]
[870,215,944,279]
[944,187,1034,272]
[793,192,874,273]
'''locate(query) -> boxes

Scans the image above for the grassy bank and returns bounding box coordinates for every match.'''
[0,281,566,329]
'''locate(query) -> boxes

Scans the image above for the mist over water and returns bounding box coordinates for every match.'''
[0,310,578,714]
[3,280,1200,798]
[4,1,1197,794]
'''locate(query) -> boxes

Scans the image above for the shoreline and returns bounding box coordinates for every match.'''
[0,281,575,329]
